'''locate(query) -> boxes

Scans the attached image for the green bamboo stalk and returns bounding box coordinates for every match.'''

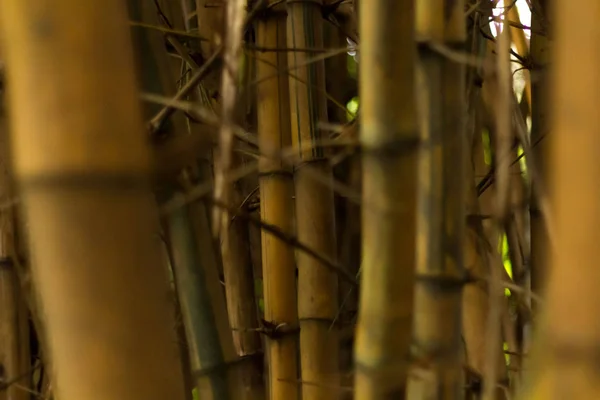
[128,0,180,124]
[286,1,339,398]
[354,0,418,398]
[168,201,241,400]
[0,1,188,399]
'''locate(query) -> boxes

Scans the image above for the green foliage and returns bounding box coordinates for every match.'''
[500,234,512,297]
[347,54,357,79]
[347,97,358,121]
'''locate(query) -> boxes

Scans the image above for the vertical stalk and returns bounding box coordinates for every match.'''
[257,5,299,399]
[519,0,600,397]
[287,1,339,399]
[168,201,241,400]
[0,117,28,400]
[529,0,550,303]
[409,0,465,398]
[462,8,501,388]
[0,1,187,399]
[354,0,418,398]
[221,182,265,400]
[218,4,264,398]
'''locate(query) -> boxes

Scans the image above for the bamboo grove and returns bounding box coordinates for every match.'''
[0,0,595,399]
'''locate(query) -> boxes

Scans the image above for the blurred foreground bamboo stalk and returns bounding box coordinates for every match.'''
[520,0,600,398]
[0,1,187,399]
[354,0,419,398]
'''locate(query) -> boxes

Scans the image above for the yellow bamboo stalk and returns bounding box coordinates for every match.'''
[408,0,466,397]
[0,1,187,399]
[256,5,299,400]
[354,0,418,398]
[287,1,339,399]
[519,0,600,397]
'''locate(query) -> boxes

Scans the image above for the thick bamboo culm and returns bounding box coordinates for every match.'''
[409,0,466,398]
[0,1,187,399]
[256,5,299,400]
[519,0,600,398]
[286,0,339,398]
[354,0,419,398]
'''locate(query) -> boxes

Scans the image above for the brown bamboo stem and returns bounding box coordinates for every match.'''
[519,0,600,397]
[0,119,29,400]
[354,0,418,398]
[257,5,299,400]
[529,0,550,304]
[0,1,187,399]
[286,1,339,399]
[221,179,265,400]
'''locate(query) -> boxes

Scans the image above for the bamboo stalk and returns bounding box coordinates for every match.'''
[213,0,246,237]
[216,5,264,399]
[128,0,182,126]
[0,1,188,399]
[256,6,299,399]
[286,1,339,398]
[463,8,501,385]
[409,1,466,398]
[221,181,265,400]
[168,201,242,400]
[518,0,600,397]
[0,117,28,400]
[354,0,418,398]
[482,16,512,399]
[529,0,550,304]
[464,129,507,388]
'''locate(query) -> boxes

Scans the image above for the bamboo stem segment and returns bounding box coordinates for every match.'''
[169,201,241,400]
[519,0,600,398]
[409,1,466,398]
[286,0,339,398]
[0,1,187,399]
[354,1,418,398]
[256,6,299,400]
